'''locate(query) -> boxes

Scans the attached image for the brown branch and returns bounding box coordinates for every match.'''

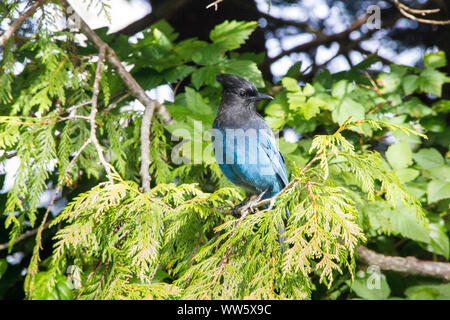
[140,102,153,192]
[59,0,173,188]
[266,13,370,64]
[357,246,450,281]
[0,0,47,47]
[206,0,225,11]
[259,11,315,34]
[394,0,450,25]
[89,47,113,183]
[0,221,50,251]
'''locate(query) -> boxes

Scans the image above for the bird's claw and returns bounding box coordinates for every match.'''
[233,189,269,216]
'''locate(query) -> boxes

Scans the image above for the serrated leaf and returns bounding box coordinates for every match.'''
[192,43,224,65]
[427,223,450,259]
[385,141,413,170]
[413,148,444,169]
[191,65,221,89]
[428,166,450,182]
[423,51,447,69]
[302,83,315,96]
[281,77,300,92]
[303,97,325,120]
[210,20,258,51]
[220,59,264,88]
[418,68,449,97]
[402,74,419,95]
[348,271,391,300]
[332,97,365,125]
[427,179,450,204]
[395,168,419,183]
[405,283,450,300]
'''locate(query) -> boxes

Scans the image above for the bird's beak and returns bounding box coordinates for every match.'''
[252,93,273,101]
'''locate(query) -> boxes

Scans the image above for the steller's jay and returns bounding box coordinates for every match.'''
[212,74,289,248]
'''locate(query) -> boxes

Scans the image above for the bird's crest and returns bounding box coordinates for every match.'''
[216,74,255,92]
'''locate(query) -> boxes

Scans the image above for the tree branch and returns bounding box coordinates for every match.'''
[140,103,153,192]
[59,0,174,188]
[0,0,47,47]
[266,13,370,64]
[357,246,450,281]
[393,0,450,25]
[89,46,113,183]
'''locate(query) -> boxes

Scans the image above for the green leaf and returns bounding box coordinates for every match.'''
[378,71,402,94]
[192,43,224,65]
[210,20,258,51]
[285,61,303,79]
[418,68,449,97]
[220,59,264,87]
[427,223,450,259]
[185,87,213,115]
[281,77,300,92]
[0,259,7,279]
[175,38,208,62]
[367,202,429,244]
[56,275,74,300]
[402,74,419,95]
[395,168,419,183]
[405,287,440,300]
[303,97,325,120]
[303,83,315,96]
[428,166,450,182]
[331,80,353,98]
[427,179,450,204]
[277,138,298,154]
[286,91,306,111]
[405,283,450,300]
[423,51,447,69]
[385,141,413,170]
[349,270,391,300]
[331,97,365,125]
[413,148,444,169]
[191,65,221,89]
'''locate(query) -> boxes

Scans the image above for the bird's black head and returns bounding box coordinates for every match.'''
[216,74,272,106]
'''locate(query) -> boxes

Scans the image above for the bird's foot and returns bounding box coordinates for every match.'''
[231,195,251,218]
[235,189,269,216]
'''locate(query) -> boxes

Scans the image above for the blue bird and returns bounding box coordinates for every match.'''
[212,74,289,247]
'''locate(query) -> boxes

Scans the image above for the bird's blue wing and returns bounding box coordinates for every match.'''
[259,130,289,188]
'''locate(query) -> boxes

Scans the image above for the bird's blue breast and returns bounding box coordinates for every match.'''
[212,125,288,199]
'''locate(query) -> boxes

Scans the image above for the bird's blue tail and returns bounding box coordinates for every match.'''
[264,192,289,252]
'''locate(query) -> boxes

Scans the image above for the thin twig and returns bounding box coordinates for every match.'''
[59,1,171,188]
[394,0,450,25]
[89,47,113,183]
[0,0,47,46]
[140,102,153,192]
[206,0,224,11]
[104,92,130,113]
